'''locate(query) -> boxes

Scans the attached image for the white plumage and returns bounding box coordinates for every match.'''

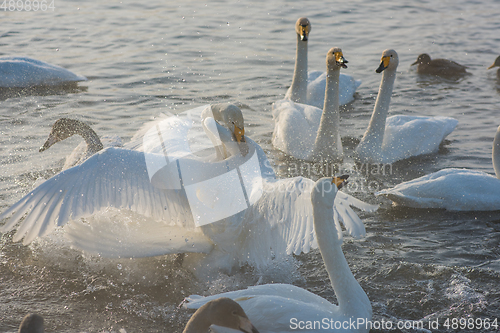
[284,18,360,107]
[356,49,458,164]
[376,125,500,211]
[273,48,348,162]
[0,56,86,88]
[0,105,377,275]
[184,178,372,333]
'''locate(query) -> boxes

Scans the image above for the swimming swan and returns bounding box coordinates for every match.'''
[284,17,361,107]
[356,49,458,164]
[488,55,500,79]
[376,125,500,211]
[273,47,347,162]
[0,105,376,274]
[39,118,122,170]
[411,53,468,77]
[183,297,259,333]
[0,56,86,88]
[184,177,372,333]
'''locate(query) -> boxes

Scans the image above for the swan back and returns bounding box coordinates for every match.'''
[183,297,259,333]
[493,125,500,179]
[0,56,86,88]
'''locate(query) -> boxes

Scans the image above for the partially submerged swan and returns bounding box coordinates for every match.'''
[356,49,458,164]
[411,53,468,77]
[273,47,347,161]
[184,177,372,333]
[0,56,86,88]
[183,297,259,333]
[284,17,360,107]
[377,125,500,211]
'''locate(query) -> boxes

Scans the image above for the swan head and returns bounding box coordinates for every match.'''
[326,47,348,71]
[19,313,44,333]
[311,175,349,207]
[295,17,311,41]
[487,55,500,70]
[185,297,259,333]
[411,53,432,66]
[39,118,98,152]
[211,103,246,143]
[376,49,399,73]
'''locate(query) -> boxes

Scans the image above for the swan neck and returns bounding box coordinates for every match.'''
[358,69,396,157]
[312,69,342,161]
[289,35,308,103]
[79,123,104,153]
[493,126,500,179]
[313,202,371,319]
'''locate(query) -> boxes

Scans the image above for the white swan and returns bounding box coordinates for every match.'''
[273,47,347,162]
[376,125,500,211]
[284,17,361,107]
[183,297,259,333]
[39,118,122,170]
[355,49,458,164]
[0,57,86,88]
[184,177,372,333]
[0,104,376,275]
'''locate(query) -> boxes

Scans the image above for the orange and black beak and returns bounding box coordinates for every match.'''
[234,125,245,143]
[335,51,348,69]
[376,55,390,73]
[299,24,310,41]
[332,175,349,189]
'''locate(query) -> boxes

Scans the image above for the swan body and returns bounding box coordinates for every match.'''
[411,53,467,77]
[356,49,458,164]
[304,70,362,108]
[39,118,122,170]
[183,297,259,333]
[284,18,360,107]
[0,57,86,88]
[487,55,500,79]
[376,125,500,211]
[184,177,372,333]
[0,105,376,275]
[273,48,347,162]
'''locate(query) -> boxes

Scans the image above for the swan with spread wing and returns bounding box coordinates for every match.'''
[0,104,377,274]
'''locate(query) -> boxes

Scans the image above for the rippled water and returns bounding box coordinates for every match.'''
[1,0,500,332]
